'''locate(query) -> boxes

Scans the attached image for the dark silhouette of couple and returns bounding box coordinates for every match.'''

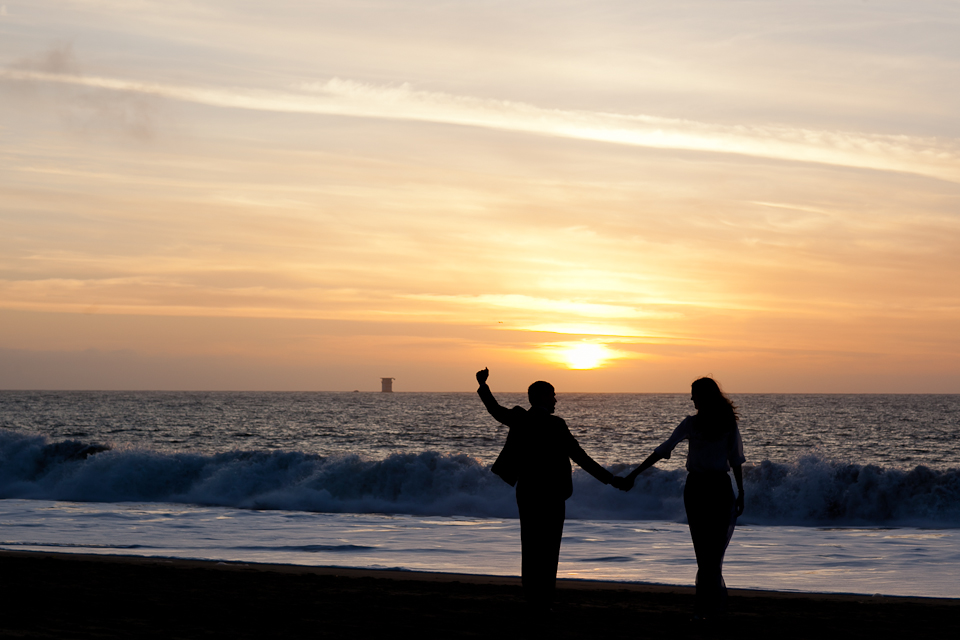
[476,368,745,619]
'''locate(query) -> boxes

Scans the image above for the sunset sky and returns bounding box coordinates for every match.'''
[1,1,959,392]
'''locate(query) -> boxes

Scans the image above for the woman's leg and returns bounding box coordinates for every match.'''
[684,472,736,616]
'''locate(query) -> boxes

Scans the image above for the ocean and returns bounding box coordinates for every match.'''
[1,391,958,597]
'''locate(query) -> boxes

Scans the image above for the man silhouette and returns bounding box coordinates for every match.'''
[476,367,626,611]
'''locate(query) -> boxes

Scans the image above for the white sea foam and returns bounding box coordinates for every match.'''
[2,429,958,526]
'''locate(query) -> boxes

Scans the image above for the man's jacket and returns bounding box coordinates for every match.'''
[478,383,613,500]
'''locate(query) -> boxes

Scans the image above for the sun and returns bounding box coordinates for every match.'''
[559,343,610,370]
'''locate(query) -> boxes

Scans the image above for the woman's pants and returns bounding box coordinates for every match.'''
[684,471,737,615]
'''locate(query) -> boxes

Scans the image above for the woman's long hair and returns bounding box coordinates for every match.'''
[691,377,738,439]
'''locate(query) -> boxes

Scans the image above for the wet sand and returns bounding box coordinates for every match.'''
[1,550,956,638]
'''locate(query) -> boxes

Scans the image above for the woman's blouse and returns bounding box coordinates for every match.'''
[654,416,746,473]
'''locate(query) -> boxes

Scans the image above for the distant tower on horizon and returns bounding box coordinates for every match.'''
[381,377,395,392]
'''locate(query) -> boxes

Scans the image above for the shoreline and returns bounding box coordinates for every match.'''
[2,550,957,638]
[1,549,956,604]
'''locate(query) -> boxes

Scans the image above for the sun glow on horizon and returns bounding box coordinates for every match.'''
[545,342,622,370]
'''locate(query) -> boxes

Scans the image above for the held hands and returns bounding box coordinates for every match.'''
[476,368,489,385]
[610,475,635,492]
[613,452,660,493]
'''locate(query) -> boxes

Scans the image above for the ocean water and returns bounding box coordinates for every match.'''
[1,391,959,597]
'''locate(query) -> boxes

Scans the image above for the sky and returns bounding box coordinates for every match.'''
[1,0,959,392]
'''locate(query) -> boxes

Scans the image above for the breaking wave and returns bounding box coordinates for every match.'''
[1,429,958,526]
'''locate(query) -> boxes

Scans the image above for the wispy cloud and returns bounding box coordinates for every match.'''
[404,293,651,319]
[3,69,958,182]
[5,46,156,139]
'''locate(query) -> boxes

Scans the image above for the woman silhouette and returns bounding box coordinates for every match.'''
[623,377,745,619]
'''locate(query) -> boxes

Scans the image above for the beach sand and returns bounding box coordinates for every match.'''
[1,550,956,638]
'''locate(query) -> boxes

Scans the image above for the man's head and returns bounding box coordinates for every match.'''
[527,381,557,413]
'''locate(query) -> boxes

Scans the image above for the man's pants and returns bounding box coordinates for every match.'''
[516,489,565,609]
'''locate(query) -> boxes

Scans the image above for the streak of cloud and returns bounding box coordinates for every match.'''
[4,46,157,140]
[12,42,81,75]
[3,69,958,181]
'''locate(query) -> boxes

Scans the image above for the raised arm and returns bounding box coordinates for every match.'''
[476,368,518,426]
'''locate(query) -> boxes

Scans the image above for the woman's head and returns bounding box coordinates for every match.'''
[691,377,723,407]
[691,377,738,435]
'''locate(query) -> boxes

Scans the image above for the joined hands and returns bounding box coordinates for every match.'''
[610,475,635,492]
